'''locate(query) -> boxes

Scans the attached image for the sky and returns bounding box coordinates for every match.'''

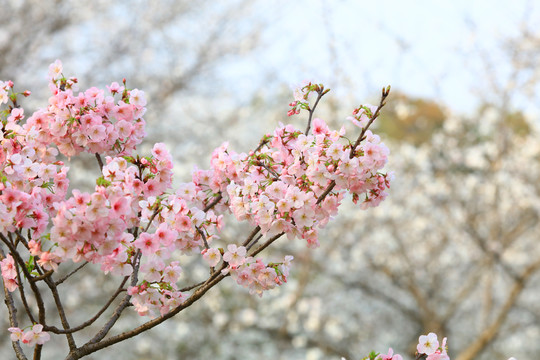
[217,0,540,114]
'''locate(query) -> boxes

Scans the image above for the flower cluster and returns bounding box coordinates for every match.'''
[28,60,146,157]
[8,324,50,347]
[205,116,390,249]
[221,244,293,296]
[1,254,18,292]
[343,333,450,360]
[287,81,324,116]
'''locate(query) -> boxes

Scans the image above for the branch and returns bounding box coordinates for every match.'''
[316,86,390,205]
[1,248,28,360]
[455,257,540,360]
[241,226,261,247]
[66,271,228,359]
[304,89,326,135]
[45,276,129,335]
[0,233,47,325]
[55,262,89,286]
[249,232,285,257]
[95,153,104,172]
[43,277,76,350]
[351,86,390,158]
[15,255,37,324]
[203,192,222,212]
[253,137,269,153]
[85,252,142,345]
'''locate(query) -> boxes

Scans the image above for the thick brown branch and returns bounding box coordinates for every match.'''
[66,272,228,359]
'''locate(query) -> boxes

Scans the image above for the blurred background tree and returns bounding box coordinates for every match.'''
[1,1,540,359]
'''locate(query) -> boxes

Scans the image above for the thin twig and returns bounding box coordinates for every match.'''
[55,262,89,286]
[256,161,280,179]
[44,276,129,335]
[67,271,229,359]
[14,255,37,324]
[95,153,104,172]
[196,227,210,250]
[253,138,269,153]
[316,86,390,205]
[32,270,54,282]
[179,280,206,292]
[304,90,326,135]
[203,192,223,212]
[242,226,261,247]
[43,277,77,350]
[350,86,390,158]
[250,232,285,257]
[87,252,141,344]
[246,234,263,251]
[143,207,161,233]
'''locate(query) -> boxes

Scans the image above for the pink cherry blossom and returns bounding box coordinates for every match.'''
[48,59,63,80]
[134,233,160,256]
[20,324,50,346]
[377,348,403,360]
[418,332,440,356]
[202,248,221,267]
[223,244,246,267]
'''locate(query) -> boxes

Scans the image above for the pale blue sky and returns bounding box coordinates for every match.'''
[218,0,539,114]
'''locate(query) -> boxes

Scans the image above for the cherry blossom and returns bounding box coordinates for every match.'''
[0,62,394,358]
[377,348,403,360]
[418,332,441,356]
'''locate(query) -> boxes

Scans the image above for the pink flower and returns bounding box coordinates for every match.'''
[1,254,17,279]
[162,261,182,283]
[377,348,403,360]
[8,108,24,123]
[48,59,63,80]
[426,337,450,360]
[223,244,246,267]
[202,248,221,267]
[110,196,130,218]
[4,277,18,292]
[0,86,8,104]
[129,89,147,107]
[21,324,50,346]
[36,251,59,271]
[107,82,124,94]
[418,332,439,356]
[311,118,329,135]
[141,259,165,282]
[8,327,23,341]
[154,223,177,247]
[152,142,171,163]
[134,233,160,256]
